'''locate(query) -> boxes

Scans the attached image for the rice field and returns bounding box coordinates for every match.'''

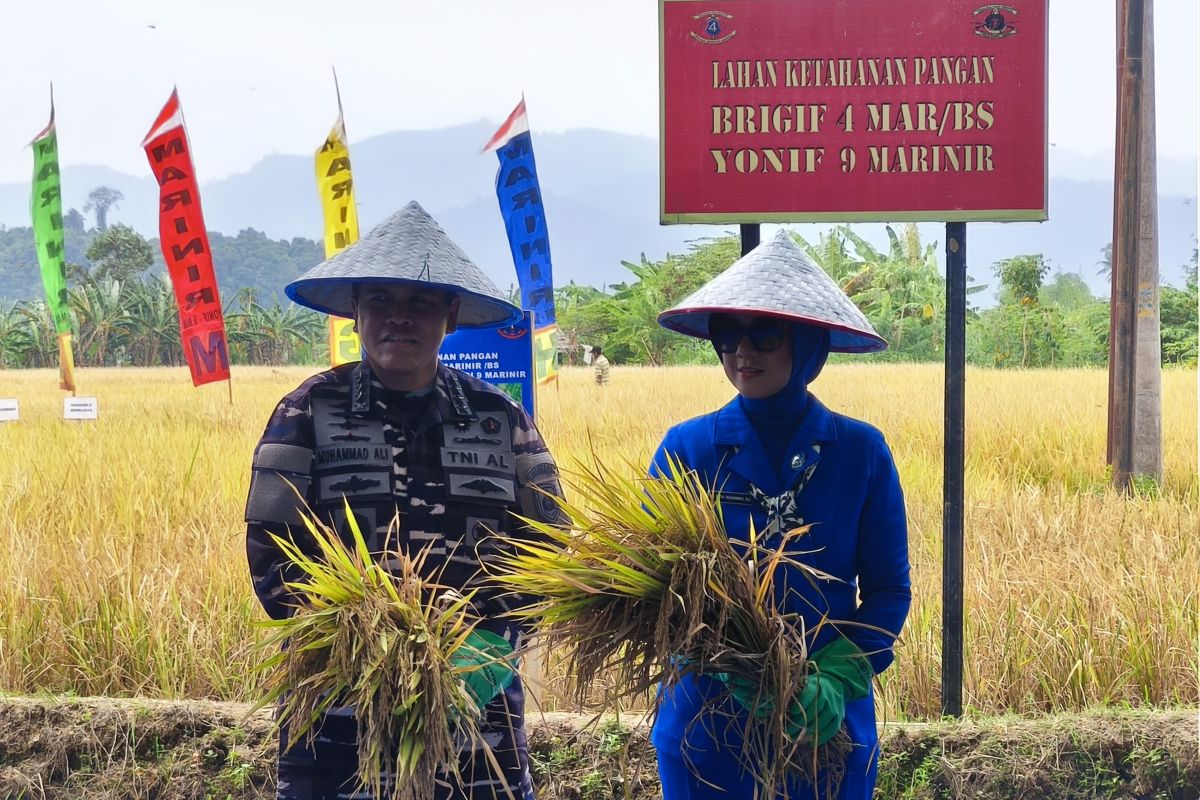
[0,364,1195,720]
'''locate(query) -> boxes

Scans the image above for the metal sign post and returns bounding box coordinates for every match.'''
[942,222,967,717]
[740,224,761,257]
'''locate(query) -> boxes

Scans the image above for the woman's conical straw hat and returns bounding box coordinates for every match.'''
[657,230,887,353]
[286,200,521,328]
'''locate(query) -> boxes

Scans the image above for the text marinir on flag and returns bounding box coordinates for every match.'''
[316,110,361,367]
[30,105,78,392]
[147,136,225,331]
[495,132,557,329]
[142,91,231,387]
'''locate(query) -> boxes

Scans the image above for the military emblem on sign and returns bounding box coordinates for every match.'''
[689,10,735,45]
[497,324,528,340]
[973,4,1018,39]
[481,416,502,435]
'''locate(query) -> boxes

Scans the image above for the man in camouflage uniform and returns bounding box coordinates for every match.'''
[246,201,564,800]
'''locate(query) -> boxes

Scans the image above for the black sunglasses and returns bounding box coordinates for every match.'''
[708,316,790,354]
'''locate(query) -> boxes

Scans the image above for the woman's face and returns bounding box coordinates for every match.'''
[711,314,793,399]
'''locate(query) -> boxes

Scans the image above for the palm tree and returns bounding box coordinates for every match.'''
[793,224,948,357]
[227,296,324,365]
[125,275,181,366]
[12,300,61,368]
[70,275,131,365]
[0,302,33,367]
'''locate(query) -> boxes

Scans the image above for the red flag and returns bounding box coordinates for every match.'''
[481,96,529,154]
[142,90,230,386]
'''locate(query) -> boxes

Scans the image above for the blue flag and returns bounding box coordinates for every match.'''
[484,99,558,383]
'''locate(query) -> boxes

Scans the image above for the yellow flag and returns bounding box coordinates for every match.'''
[57,332,76,392]
[533,326,558,384]
[315,111,361,366]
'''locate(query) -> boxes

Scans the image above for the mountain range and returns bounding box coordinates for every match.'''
[0,121,1195,303]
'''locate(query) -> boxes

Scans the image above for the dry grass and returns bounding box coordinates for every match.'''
[0,364,1195,720]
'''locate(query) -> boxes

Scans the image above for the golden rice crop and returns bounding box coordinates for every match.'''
[0,364,1194,719]
[253,501,493,800]
[491,455,852,794]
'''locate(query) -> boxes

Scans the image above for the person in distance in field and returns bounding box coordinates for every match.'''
[590,344,610,386]
[649,230,912,800]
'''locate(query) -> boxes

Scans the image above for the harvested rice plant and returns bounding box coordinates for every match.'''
[0,364,1195,721]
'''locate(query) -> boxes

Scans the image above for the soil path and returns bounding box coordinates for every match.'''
[0,697,1195,799]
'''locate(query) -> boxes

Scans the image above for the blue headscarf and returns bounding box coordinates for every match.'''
[738,324,831,466]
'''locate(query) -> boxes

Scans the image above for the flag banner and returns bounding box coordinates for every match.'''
[142,90,231,387]
[329,317,360,365]
[30,105,76,391]
[440,312,536,418]
[531,325,557,385]
[57,333,76,393]
[316,107,362,366]
[484,98,558,384]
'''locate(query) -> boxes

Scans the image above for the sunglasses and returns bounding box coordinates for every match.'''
[708,316,790,354]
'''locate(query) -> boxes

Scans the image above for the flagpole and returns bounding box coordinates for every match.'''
[333,66,345,126]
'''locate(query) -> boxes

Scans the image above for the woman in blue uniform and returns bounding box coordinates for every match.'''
[650,231,912,800]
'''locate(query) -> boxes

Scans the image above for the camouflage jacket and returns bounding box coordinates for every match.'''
[245,360,564,799]
[245,359,563,637]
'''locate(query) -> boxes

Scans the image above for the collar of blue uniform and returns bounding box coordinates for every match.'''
[713,393,838,446]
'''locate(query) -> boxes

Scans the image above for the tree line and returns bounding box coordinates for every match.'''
[557,226,1197,369]
[0,191,1195,370]
[1,220,327,369]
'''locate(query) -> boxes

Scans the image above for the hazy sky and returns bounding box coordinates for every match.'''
[1,0,1197,185]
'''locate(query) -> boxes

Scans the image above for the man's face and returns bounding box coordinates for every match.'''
[351,283,460,390]
[712,313,793,399]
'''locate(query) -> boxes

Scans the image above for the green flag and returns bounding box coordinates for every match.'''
[31,110,71,335]
[31,101,76,391]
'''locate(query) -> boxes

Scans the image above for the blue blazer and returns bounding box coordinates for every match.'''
[649,394,911,797]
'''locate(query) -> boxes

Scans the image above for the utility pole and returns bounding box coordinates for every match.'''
[1108,0,1162,489]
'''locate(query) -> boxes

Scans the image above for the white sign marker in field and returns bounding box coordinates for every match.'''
[63,397,99,421]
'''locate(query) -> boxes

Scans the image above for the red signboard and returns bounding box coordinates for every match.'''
[660,0,1047,223]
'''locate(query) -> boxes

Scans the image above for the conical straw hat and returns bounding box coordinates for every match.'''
[657,230,887,353]
[286,201,521,328]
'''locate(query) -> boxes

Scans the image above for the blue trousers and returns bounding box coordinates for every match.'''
[656,747,877,800]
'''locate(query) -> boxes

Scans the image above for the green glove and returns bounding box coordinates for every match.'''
[786,672,845,745]
[450,629,516,710]
[809,637,873,701]
[715,672,774,719]
[786,638,874,746]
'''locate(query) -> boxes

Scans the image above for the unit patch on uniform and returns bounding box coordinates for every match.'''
[448,473,517,503]
[464,516,500,547]
[317,470,392,502]
[526,460,565,523]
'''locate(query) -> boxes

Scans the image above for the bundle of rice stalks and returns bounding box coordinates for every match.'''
[490,456,850,796]
[252,502,503,800]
